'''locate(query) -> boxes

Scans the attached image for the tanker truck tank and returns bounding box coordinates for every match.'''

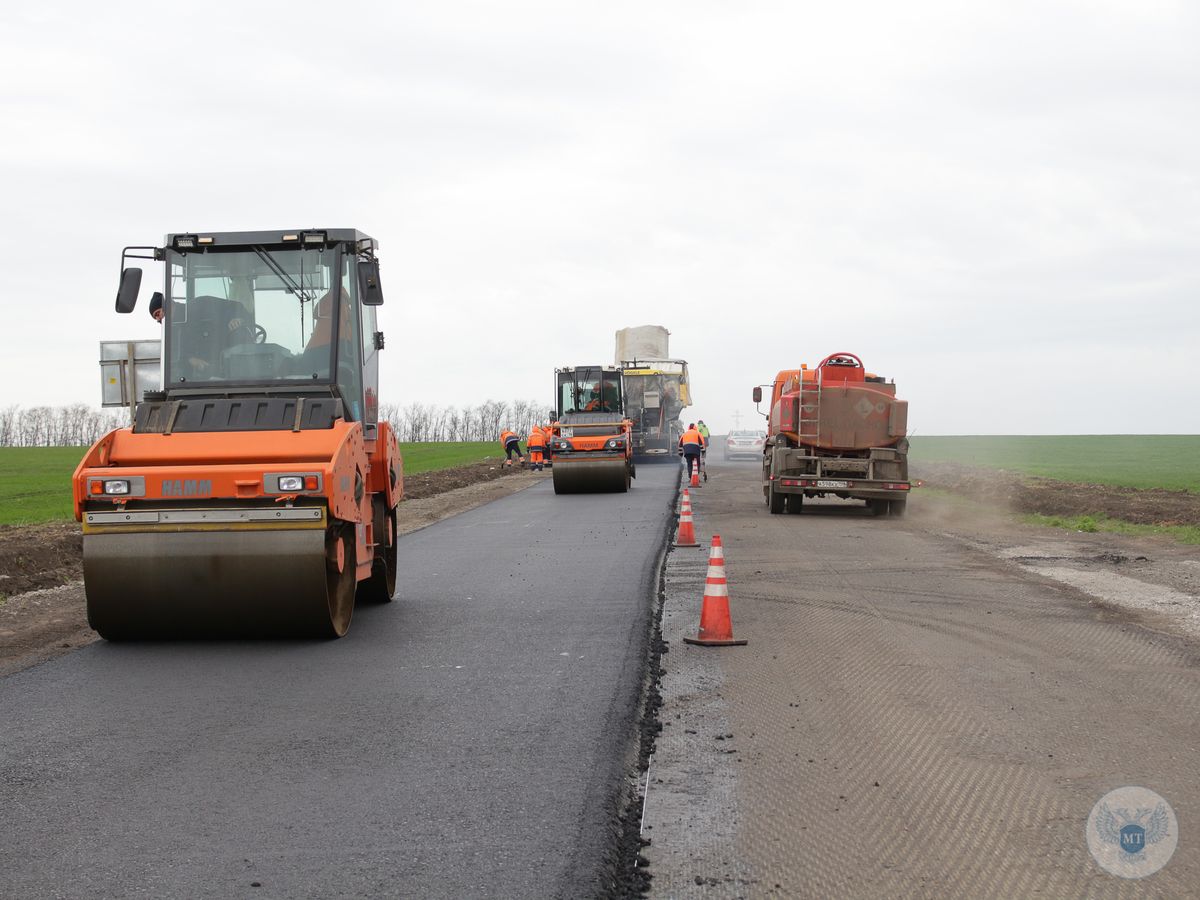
[755,352,910,517]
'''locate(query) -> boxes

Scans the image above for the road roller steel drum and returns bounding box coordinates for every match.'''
[551,456,631,494]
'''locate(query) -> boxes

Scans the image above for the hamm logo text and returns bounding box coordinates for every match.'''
[161,479,212,497]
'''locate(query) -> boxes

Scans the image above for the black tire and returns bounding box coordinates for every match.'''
[889,499,908,518]
[786,493,803,514]
[324,526,356,638]
[869,499,889,517]
[768,484,786,514]
[358,509,397,603]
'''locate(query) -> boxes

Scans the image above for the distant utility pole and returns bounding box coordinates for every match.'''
[731,410,743,428]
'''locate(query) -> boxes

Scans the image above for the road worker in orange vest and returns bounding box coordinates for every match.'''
[526,426,548,471]
[538,423,555,468]
[499,429,525,467]
[678,423,704,480]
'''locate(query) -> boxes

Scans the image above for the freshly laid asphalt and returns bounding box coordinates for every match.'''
[0,463,679,900]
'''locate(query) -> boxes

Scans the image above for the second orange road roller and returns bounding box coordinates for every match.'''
[548,365,635,493]
[72,228,402,639]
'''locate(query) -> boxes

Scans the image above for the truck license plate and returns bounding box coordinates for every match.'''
[816,480,848,489]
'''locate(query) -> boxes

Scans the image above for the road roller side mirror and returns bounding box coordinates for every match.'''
[752,386,762,403]
[359,258,384,306]
[115,268,142,313]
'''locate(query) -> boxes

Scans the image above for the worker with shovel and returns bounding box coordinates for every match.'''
[500,429,525,467]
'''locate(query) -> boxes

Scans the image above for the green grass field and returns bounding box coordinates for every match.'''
[395,442,499,474]
[911,435,1200,493]
[0,442,500,527]
[0,447,85,526]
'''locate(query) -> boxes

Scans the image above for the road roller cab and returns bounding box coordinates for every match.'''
[73,229,402,639]
[549,366,635,494]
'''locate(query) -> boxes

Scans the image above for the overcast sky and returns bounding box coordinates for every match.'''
[2,1,1196,435]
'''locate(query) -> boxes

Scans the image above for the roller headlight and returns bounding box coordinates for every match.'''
[266,473,322,493]
[104,479,130,495]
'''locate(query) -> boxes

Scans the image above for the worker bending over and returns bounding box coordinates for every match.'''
[678,423,705,479]
[526,426,547,471]
[500,429,525,467]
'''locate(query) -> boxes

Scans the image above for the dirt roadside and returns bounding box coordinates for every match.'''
[913,460,1200,527]
[0,461,547,676]
[643,460,1200,896]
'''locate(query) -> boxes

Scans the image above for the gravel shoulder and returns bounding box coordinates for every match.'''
[0,461,547,676]
[643,459,1200,897]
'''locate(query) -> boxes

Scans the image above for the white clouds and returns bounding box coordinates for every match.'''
[0,0,1196,433]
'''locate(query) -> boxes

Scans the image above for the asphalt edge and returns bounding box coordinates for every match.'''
[595,474,680,899]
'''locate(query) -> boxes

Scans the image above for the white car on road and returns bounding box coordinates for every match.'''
[724,430,766,460]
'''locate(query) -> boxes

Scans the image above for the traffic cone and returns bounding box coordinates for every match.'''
[684,535,747,646]
[674,489,701,548]
[690,464,701,488]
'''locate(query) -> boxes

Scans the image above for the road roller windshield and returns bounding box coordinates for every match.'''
[558,366,624,415]
[164,245,347,386]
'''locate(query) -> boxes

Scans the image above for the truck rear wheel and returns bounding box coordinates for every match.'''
[889,499,907,518]
[869,499,889,516]
[786,494,803,514]
[768,485,786,514]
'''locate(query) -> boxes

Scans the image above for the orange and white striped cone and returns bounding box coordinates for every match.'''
[689,462,701,488]
[674,489,701,548]
[684,535,747,646]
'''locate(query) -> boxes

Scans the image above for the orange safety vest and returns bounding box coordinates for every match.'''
[500,430,519,446]
[527,428,546,448]
[679,427,703,449]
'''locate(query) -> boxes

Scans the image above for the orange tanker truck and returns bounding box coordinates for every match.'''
[73,228,402,639]
[548,365,635,493]
[753,352,910,516]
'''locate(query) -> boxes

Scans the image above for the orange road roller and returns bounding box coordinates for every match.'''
[549,366,635,494]
[73,229,402,639]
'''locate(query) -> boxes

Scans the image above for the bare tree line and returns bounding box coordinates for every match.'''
[0,404,129,448]
[0,400,550,447]
[379,399,550,443]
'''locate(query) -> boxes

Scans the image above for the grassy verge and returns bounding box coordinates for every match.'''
[1021,512,1200,545]
[0,447,85,526]
[0,442,504,526]
[911,435,1200,493]
[397,442,499,475]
